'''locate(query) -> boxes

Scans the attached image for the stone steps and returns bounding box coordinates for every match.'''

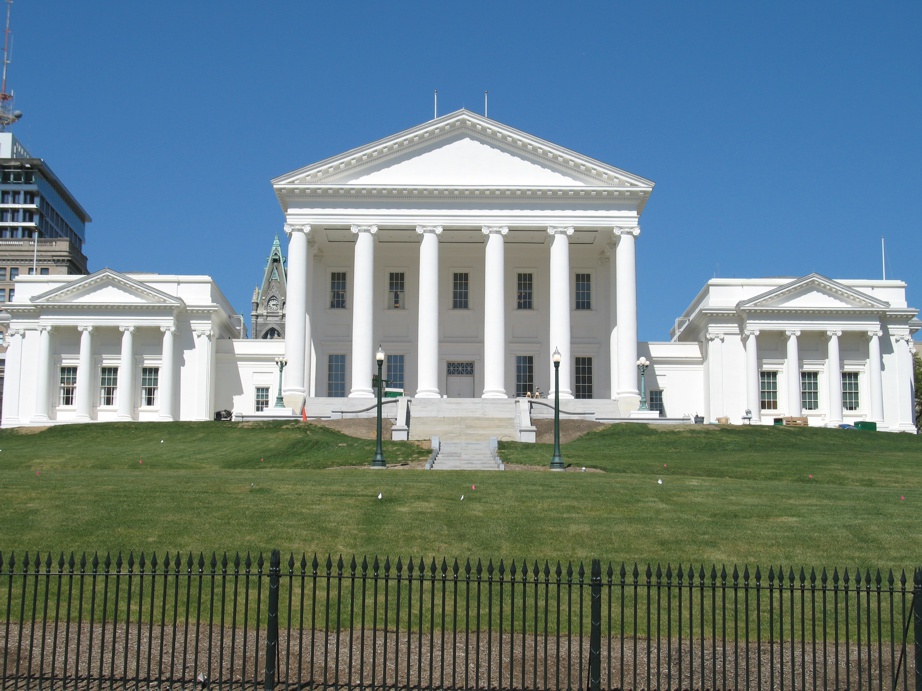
[409,398,519,441]
[430,441,502,471]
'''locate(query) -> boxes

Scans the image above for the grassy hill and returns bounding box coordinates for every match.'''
[0,421,919,570]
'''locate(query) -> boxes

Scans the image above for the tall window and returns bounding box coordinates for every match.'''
[575,273,591,310]
[0,268,6,280]
[99,367,118,406]
[452,272,469,309]
[760,371,778,410]
[842,372,860,411]
[328,354,346,397]
[574,356,593,399]
[386,354,405,391]
[255,387,270,412]
[516,273,533,310]
[330,272,347,309]
[59,366,77,406]
[649,390,665,415]
[515,355,534,397]
[388,272,405,309]
[801,371,819,411]
[141,367,159,407]
[9,267,18,280]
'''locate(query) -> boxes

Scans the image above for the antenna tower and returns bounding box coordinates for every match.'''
[0,0,21,131]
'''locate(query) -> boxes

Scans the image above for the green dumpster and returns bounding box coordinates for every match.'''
[855,421,877,431]
[773,418,784,426]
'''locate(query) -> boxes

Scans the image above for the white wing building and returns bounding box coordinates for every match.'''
[1,110,918,433]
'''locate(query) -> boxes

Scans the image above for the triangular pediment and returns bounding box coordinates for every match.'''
[273,109,653,190]
[738,274,889,312]
[31,269,184,308]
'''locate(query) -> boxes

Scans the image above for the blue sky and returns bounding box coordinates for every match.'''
[8,1,921,341]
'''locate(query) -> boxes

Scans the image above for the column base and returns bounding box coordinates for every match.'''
[74,414,92,422]
[617,392,640,413]
[349,389,375,398]
[282,391,305,410]
[481,390,507,399]
[415,389,441,398]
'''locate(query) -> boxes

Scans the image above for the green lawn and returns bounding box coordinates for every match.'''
[0,421,919,571]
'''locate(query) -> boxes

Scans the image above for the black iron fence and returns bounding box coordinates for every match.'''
[0,550,919,690]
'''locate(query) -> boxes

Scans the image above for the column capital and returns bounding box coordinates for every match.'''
[706,332,724,342]
[867,329,883,339]
[743,329,760,339]
[161,325,176,335]
[613,225,641,238]
[77,325,94,333]
[7,327,23,338]
[482,225,508,236]
[38,324,53,334]
[785,329,801,338]
[548,226,574,236]
[826,329,842,339]
[416,225,443,236]
[119,325,135,334]
[351,224,378,235]
[284,223,311,237]
[194,328,213,340]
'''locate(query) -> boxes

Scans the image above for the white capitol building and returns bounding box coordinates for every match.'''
[2,110,918,435]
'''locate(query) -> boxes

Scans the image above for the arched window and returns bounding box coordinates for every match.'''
[262,328,281,340]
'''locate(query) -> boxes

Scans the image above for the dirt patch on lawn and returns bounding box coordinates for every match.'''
[311,417,395,440]
[531,419,606,444]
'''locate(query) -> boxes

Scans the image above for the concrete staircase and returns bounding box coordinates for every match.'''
[409,399,518,442]
[429,440,503,471]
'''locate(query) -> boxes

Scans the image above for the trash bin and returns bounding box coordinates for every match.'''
[693,415,704,424]
[855,421,877,431]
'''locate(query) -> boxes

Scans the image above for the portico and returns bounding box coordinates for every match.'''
[273,109,651,409]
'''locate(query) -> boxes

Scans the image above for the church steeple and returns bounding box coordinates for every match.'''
[250,235,287,339]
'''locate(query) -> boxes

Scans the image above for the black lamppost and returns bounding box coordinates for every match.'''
[550,347,565,471]
[274,356,287,408]
[636,356,650,411]
[372,345,386,468]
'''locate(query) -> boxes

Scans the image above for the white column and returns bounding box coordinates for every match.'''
[548,226,573,399]
[194,328,213,420]
[607,248,618,398]
[118,326,136,421]
[705,332,724,421]
[785,330,801,416]
[75,326,94,421]
[614,226,640,405]
[867,329,884,424]
[350,224,377,398]
[283,224,310,405]
[3,328,23,424]
[303,239,315,398]
[895,336,917,430]
[159,326,176,421]
[744,329,761,423]
[826,330,843,426]
[483,225,508,398]
[32,325,53,422]
[416,225,442,398]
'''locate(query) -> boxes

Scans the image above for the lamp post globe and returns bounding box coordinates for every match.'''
[372,346,387,467]
[636,357,649,411]
[273,357,287,408]
[550,347,565,471]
